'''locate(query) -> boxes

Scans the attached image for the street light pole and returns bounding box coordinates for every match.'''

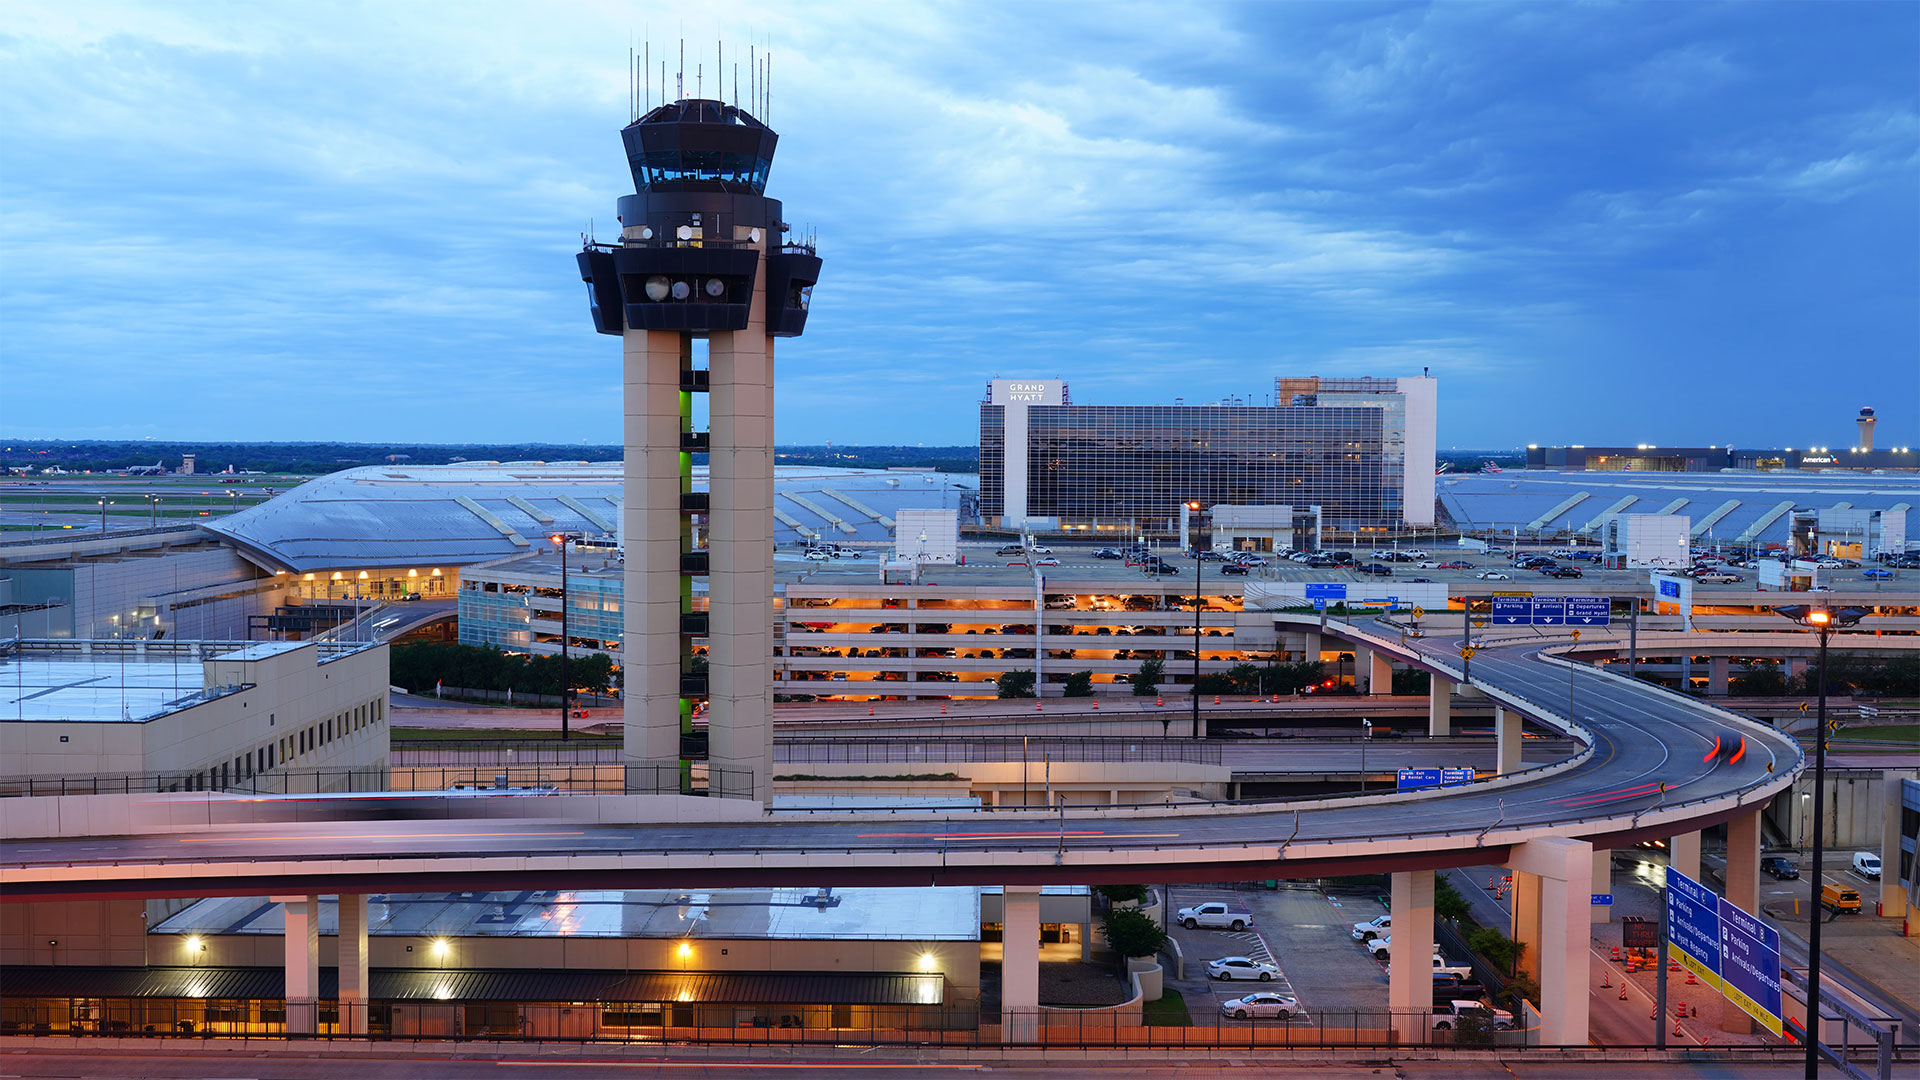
[1778,603,1862,1078]
[1360,718,1372,791]
[1187,501,1202,738]
[551,533,576,742]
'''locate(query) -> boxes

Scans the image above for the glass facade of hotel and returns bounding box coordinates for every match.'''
[981,402,1395,531]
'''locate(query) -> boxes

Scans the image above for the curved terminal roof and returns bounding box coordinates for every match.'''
[1440,469,1920,544]
[203,463,979,573]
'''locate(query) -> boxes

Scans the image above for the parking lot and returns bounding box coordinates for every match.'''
[1161,883,1397,1029]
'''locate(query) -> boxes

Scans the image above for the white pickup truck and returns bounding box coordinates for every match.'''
[1366,939,1474,980]
[1176,902,1254,931]
[1351,914,1391,941]
[1432,999,1515,1031]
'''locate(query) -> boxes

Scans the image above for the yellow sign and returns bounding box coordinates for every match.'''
[1570,629,1581,641]
[1459,646,1477,660]
[1412,606,1426,619]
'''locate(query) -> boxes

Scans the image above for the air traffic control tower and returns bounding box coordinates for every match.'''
[577,98,822,802]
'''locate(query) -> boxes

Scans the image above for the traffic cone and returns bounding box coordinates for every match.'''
[1650,1005,1658,1019]
[868,705,874,716]
[1155,696,1164,706]
[1091,699,1099,710]
[1619,985,1629,1001]
[1668,959,1680,972]
[1036,700,1043,711]
[1610,946,1621,962]
[1214,694,1221,705]
[1270,694,1279,703]
[1674,1017,1686,1038]
[1601,969,1612,988]
[1676,1002,1687,1018]
[940,703,947,714]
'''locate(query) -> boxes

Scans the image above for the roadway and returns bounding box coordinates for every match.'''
[0,616,1801,899]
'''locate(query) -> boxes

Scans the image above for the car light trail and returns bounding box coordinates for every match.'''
[178,831,588,843]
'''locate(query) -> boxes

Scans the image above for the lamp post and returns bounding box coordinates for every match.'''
[1777,603,1864,1078]
[1187,501,1202,738]
[551,532,580,741]
[97,497,111,534]
[147,494,159,529]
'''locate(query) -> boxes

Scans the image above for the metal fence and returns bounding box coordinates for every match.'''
[0,998,1561,1048]
[0,764,745,800]
[774,736,1222,766]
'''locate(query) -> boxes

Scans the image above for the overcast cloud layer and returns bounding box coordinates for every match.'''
[2,1,1915,449]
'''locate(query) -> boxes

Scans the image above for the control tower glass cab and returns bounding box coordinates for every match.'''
[576,99,822,803]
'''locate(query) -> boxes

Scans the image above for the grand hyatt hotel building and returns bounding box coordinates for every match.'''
[980,376,1437,534]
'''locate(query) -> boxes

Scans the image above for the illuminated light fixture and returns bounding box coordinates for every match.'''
[639,225,654,240]
[918,951,938,972]
[671,280,692,300]
[331,572,343,581]
[676,224,694,241]
[431,938,451,958]
[358,570,370,580]
[677,941,692,958]
[186,935,205,953]
[644,275,671,302]
[407,569,418,578]
[704,278,726,297]
[303,573,315,581]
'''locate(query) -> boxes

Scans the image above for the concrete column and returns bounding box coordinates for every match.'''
[1001,886,1042,1043]
[1368,650,1393,695]
[277,895,320,1035]
[1510,871,1541,982]
[1428,678,1452,737]
[1506,837,1593,1046]
[1352,647,1373,693]
[1669,830,1701,885]
[1884,770,1911,920]
[1707,656,1730,696]
[1388,870,1435,1043]
[707,264,776,803]
[337,894,369,1035]
[623,330,691,792]
[1591,849,1612,923]
[1496,706,1522,774]
[1721,808,1763,1034]
[1786,658,1808,682]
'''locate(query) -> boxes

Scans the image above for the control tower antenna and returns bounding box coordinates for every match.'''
[733,62,738,108]
[750,45,756,114]
[678,39,684,100]
[645,42,650,112]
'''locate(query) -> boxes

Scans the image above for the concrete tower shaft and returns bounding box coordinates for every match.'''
[1857,406,1876,452]
[577,98,822,803]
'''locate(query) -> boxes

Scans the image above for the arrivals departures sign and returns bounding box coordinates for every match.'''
[1666,868,1783,1035]
[1490,596,1611,626]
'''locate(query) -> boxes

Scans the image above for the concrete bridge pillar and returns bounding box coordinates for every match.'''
[1786,658,1808,683]
[1721,809,1763,1034]
[1357,648,1393,695]
[1505,837,1594,1046]
[1707,656,1731,696]
[1000,885,1041,1043]
[1495,706,1522,774]
[1510,870,1541,982]
[1669,830,1701,885]
[337,894,370,1035]
[1591,849,1613,923]
[1884,770,1911,920]
[276,895,320,1035]
[1428,679,1452,737]
[1387,869,1435,1043]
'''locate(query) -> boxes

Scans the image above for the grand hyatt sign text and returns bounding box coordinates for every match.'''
[991,379,1065,406]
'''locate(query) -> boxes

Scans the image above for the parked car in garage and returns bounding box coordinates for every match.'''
[1207,956,1280,981]
[1220,991,1298,1020]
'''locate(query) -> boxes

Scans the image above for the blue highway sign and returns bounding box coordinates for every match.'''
[1440,767,1475,786]
[1718,895,1783,1035]
[1397,768,1442,791]
[1591,894,1613,905]
[1566,596,1611,626]
[1305,583,1346,600]
[1491,597,1532,625]
[1532,598,1566,626]
[1666,868,1723,991]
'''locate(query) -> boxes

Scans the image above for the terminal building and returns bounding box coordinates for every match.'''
[980,376,1437,535]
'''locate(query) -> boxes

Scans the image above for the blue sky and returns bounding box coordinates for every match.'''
[2,2,1915,450]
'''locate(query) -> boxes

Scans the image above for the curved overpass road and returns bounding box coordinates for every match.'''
[0,621,1802,899]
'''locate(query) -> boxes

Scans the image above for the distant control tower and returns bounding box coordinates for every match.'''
[577,97,822,802]
[1857,406,1876,451]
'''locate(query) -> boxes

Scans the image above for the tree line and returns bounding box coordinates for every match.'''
[390,641,617,698]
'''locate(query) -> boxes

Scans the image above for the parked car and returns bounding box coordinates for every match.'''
[1094,548,1123,560]
[995,544,1026,556]
[1034,556,1060,567]
[1433,1000,1515,1031]
[1028,545,1054,555]
[804,549,832,561]
[1863,567,1894,579]
[1207,956,1280,982]
[1178,902,1254,930]
[1542,566,1583,578]
[1853,852,1882,879]
[1822,883,1862,914]
[1359,563,1394,576]
[1220,991,1299,1020]
[1351,914,1391,941]
[1694,571,1740,584]
[1151,563,1180,574]
[1221,563,1251,575]
[1438,561,1474,570]
[1476,571,1511,580]
[1761,856,1799,880]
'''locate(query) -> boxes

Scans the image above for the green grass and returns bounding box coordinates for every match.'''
[1142,987,1192,1027]
[390,727,618,743]
[1830,723,1920,745]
